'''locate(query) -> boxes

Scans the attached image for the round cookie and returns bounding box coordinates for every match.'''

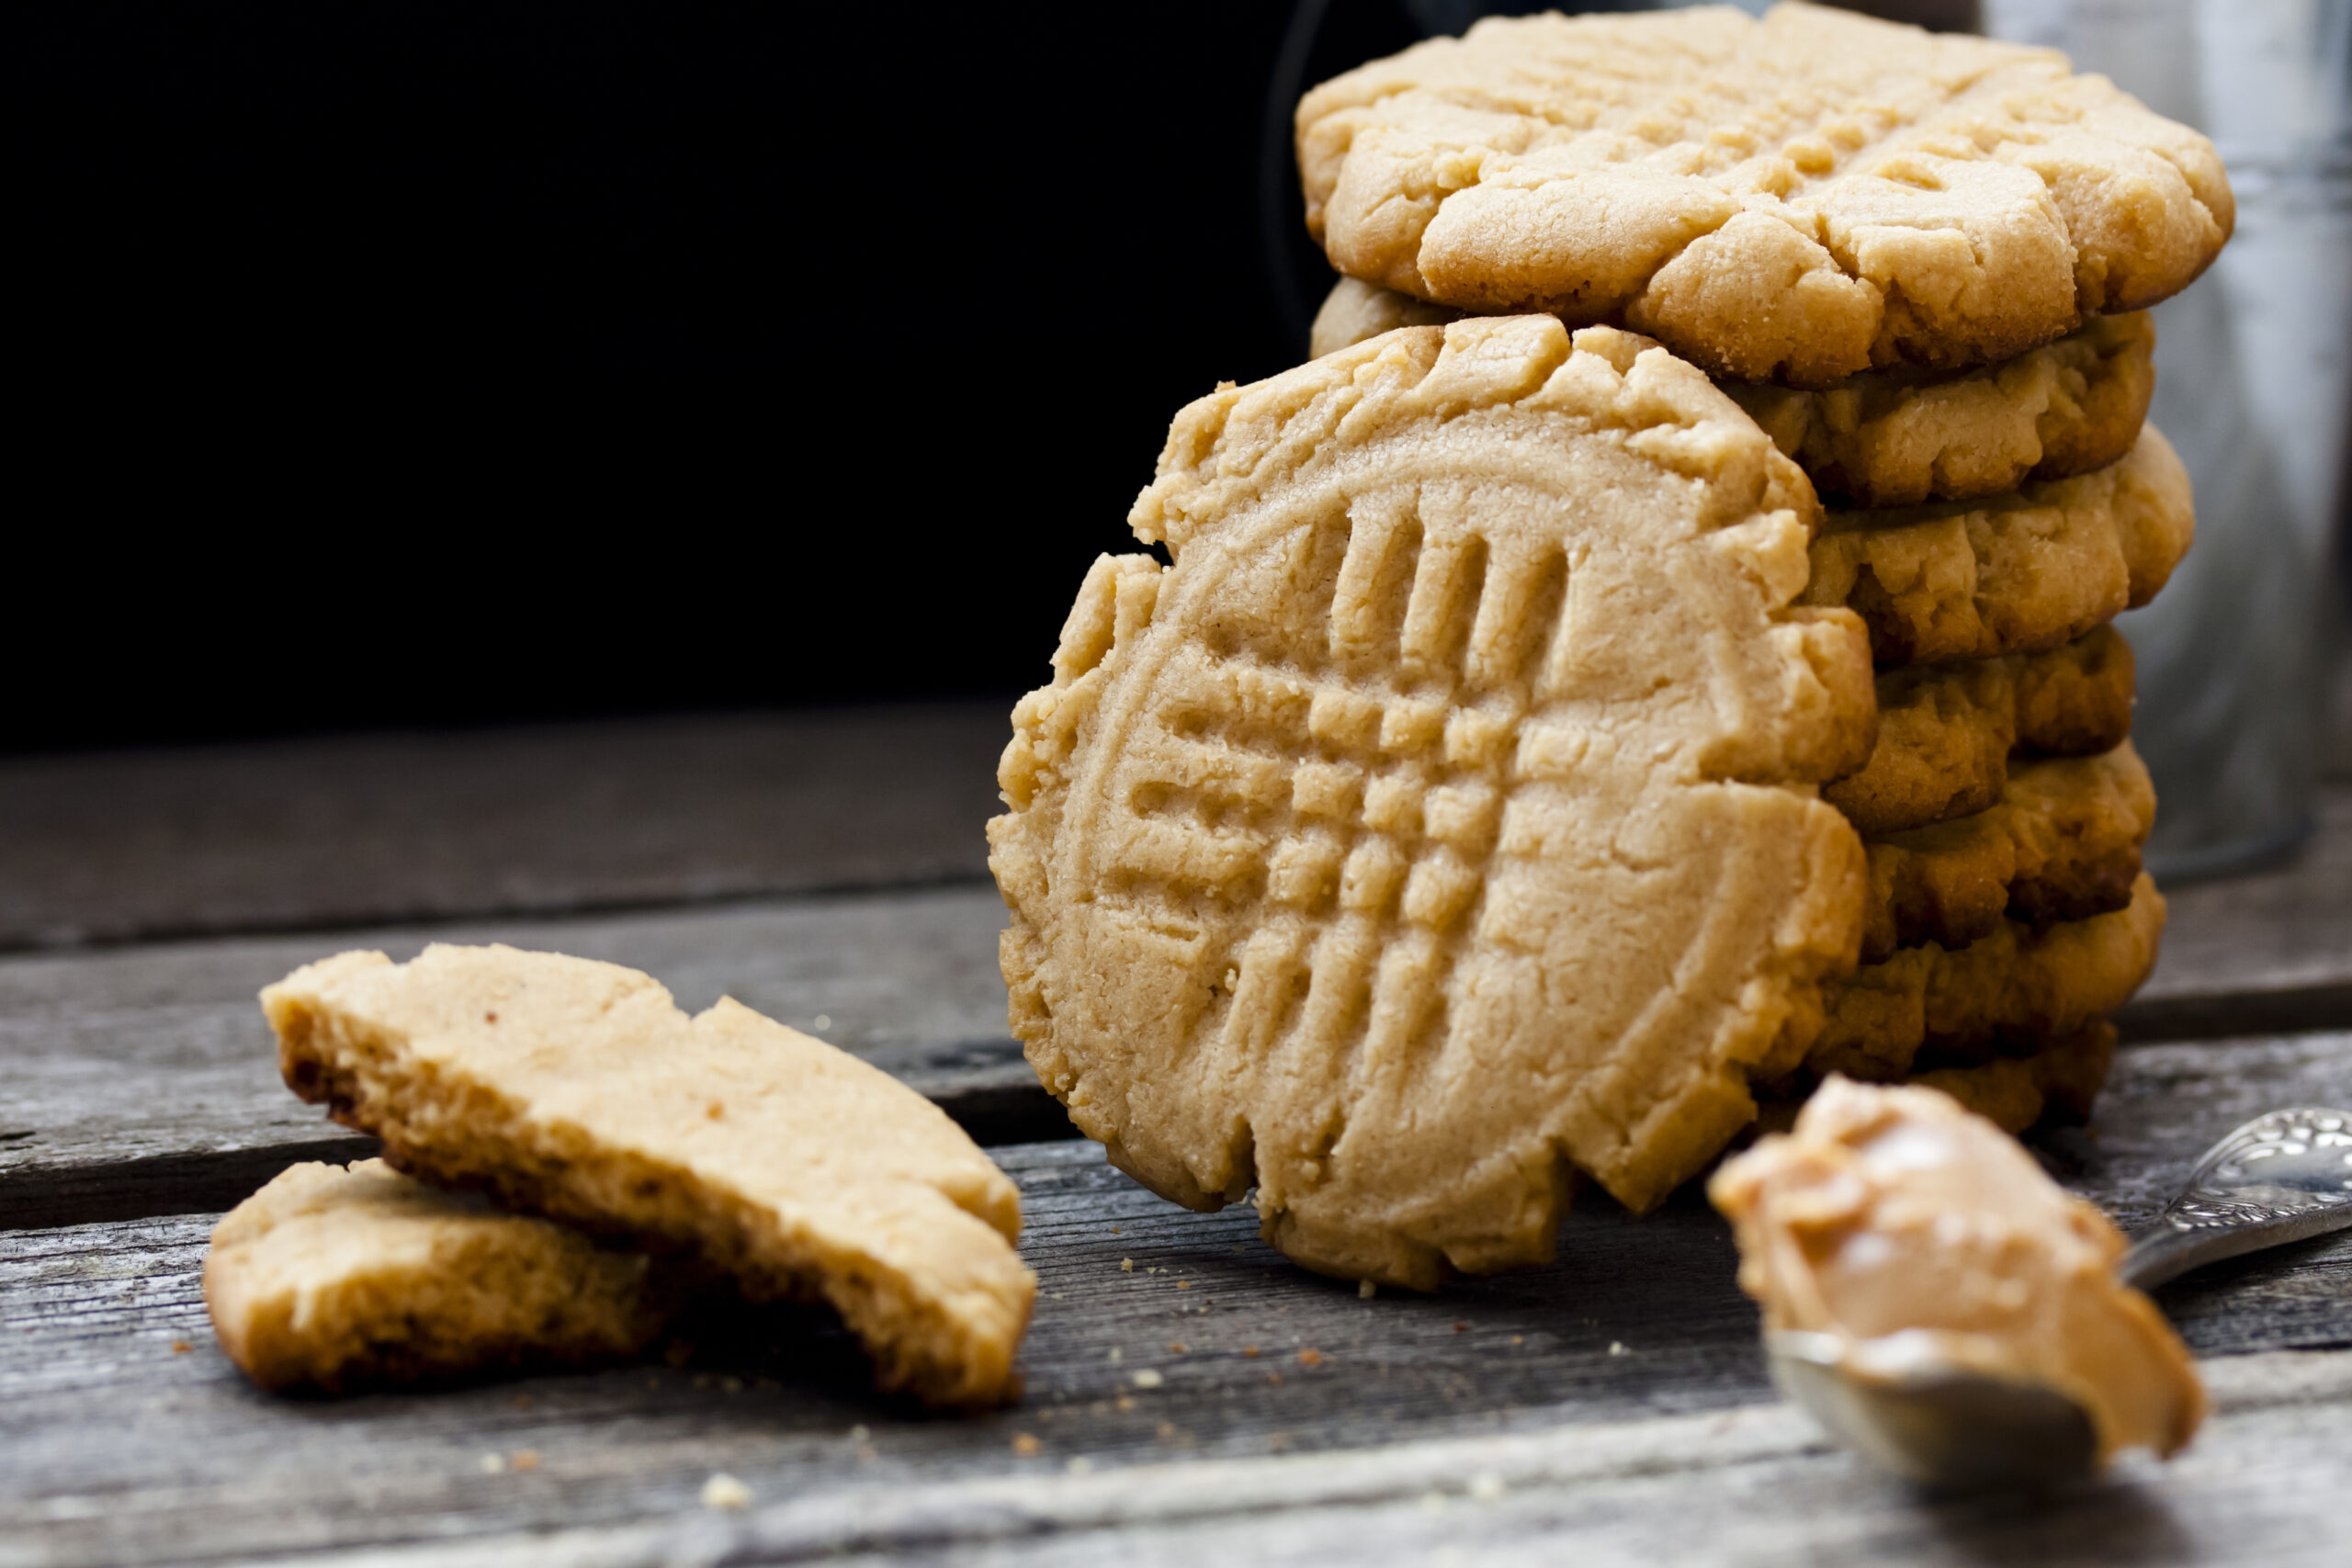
[1830,624,2135,836]
[1312,282,2157,510]
[1809,872,2164,1082]
[1860,740,2155,962]
[1722,312,2155,506]
[1296,4,2229,384]
[1802,425,2193,664]
[989,319,1874,1286]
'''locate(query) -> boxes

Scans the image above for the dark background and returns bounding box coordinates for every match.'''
[12,1,1488,754]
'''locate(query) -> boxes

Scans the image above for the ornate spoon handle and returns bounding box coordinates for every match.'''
[2118,1107,2352,1292]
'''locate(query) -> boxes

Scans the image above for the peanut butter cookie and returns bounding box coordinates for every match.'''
[1810,872,2162,1081]
[1297,4,2228,384]
[1758,1018,2117,1137]
[1312,283,2156,509]
[205,1159,681,1393]
[264,945,1036,1406]
[1831,624,2135,836]
[1910,1020,2118,1134]
[1803,426,2192,664]
[989,319,1873,1286]
[1861,740,2154,962]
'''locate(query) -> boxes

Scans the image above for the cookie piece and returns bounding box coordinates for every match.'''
[263,946,1036,1406]
[1831,624,2135,837]
[205,1159,681,1393]
[1311,285,2156,511]
[1861,741,2154,962]
[1296,5,2228,385]
[1811,871,2164,1080]
[1802,425,2192,664]
[990,318,1874,1286]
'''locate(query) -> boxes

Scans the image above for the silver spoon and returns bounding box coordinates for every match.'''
[1766,1106,2352,1488]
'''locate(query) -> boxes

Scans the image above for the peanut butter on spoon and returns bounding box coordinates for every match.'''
[1711,1077,2204,1467]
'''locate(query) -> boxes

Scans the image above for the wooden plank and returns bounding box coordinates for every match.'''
[9,815,2352,1232]
[4,1031,2348,1566]
[0,704,1007,952]
[0,887,1045,1229]
[213,1353,2352,1568]
[2119,783,2352,1041]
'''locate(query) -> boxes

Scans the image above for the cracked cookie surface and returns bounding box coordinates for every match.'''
[1830,623,2134,836]
[989,319,1873,1286]
[263,944,1036,1406]
[1312,283,2156,509]
[1297,3,2227,384]
[205,1159,681,1393]
[1802,425,2191,664]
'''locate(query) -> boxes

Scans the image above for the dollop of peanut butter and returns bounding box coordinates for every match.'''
[1710,1077,2204,1461]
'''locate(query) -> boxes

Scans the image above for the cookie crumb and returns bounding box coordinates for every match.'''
[701,1473,752,1511]
[1167,1342,1188,1354]
[1012,1433,1041,1457]
[1120,1258,1133,1272]
[1115,1394,1136,1412]
[1243,1346,1260,1358]
[1132,1369,1164,1389]
[1359,1280,1375,1300]
[169,1339,192,1354]
[1453,1322,1468,1333]
[510,1450,540,1472]
[1267,1371,1283,1385]
[1176,1280,1191,1291]
[1298,1348,1324,1367]
[1511,1336,1524,1346]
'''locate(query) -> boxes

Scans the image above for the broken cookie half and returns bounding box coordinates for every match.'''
[990,318,1875,1288]
[261,944,1036,1406]
[205,1158,685,1393]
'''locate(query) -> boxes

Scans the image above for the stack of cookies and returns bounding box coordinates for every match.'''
[1295,6,2219,1136]
[989,2,2225,1288]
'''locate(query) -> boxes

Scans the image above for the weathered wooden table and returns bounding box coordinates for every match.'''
[5,706,2348,1566]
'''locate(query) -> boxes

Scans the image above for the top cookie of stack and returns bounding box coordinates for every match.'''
[1297,1,2228,395]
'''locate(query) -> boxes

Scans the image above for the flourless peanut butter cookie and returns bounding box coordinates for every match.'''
[1803,426,2192,664]
[1830,624,2135,836]
[1811,872,2164,1081]
[1313,282,2156,509]
[1296,4,2228,383]
[1860,740,2154,962]
[989,319,1874,1286]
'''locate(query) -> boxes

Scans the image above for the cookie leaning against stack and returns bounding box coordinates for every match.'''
[992,318,1875,1287]
[1290,3,2220,1149]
